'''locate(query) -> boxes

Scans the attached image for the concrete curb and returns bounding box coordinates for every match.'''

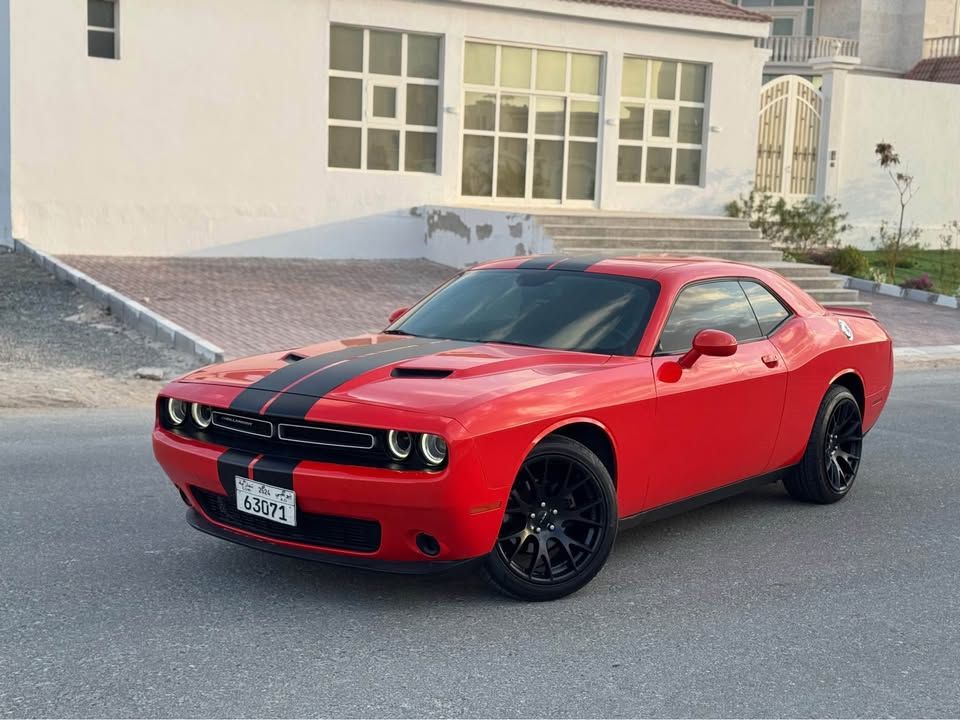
[13,239,224,365]
[894,345,960,369]
[844,276,959,309]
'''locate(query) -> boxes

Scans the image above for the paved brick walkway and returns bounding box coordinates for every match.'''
[61,257,456,359]
[60,256,960,359]
[863,293,960,347]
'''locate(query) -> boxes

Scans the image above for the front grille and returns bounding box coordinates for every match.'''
[276,422,376,449]
[211,412,273,438]
[191,487,381,553]
[157,400,445,471]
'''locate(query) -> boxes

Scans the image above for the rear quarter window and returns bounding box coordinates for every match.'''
[741,281,791,335]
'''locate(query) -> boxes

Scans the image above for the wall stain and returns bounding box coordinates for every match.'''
[475,223,493,241]
[426,210,471,241]
[508,222,524,238]
[515,242,527,256]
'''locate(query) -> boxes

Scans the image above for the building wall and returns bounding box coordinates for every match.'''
[831,73,960,248]
[816,0,861,42]
[923,0,960,38]
[0,0,10,248]
[10,0,766,257]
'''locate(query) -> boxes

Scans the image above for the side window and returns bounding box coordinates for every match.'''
[658,281,762,354]
[741,281,791,335]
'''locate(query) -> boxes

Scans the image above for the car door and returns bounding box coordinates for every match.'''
[646,279,789,509]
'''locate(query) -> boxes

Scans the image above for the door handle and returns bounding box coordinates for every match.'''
[761,354,780,368]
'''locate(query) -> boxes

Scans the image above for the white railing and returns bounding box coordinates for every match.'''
[923,35,960,58]
[756,35,860,65]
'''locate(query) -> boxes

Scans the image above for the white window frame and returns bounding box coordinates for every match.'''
[87,0,119,60]
[460,40,604,207]
[327,25,443,175]
[617,56,709,187]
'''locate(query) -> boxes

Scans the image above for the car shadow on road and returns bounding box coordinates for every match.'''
[174,482,802,606]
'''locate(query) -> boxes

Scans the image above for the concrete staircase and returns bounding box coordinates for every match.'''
[536,212,865,307]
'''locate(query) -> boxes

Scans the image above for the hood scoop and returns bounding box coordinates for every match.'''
[390,367,454,379]
[282,351,307,363]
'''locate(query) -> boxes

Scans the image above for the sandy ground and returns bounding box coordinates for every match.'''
[0,249,195,409]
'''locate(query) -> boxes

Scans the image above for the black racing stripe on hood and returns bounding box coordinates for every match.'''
[517,255,567,269]
[264,339,477,419]
[228,337,434,414]
[216,449,258,499]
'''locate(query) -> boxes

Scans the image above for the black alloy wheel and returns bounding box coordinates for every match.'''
[784,385,864,504]
[823,397,863,493]
[482,436,617,601]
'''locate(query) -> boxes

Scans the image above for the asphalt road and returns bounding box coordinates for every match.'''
[2,369,959,718]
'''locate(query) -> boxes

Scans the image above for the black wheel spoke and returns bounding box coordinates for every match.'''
[564,516,603,528]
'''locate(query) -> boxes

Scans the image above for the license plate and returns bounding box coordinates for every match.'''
[235,476,296,527]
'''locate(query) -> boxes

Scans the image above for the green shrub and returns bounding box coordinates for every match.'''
[725,188,850,254]
[830,246,870,276]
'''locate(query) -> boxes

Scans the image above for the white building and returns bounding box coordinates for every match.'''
[0,0,957,260]
[0,0,771,259]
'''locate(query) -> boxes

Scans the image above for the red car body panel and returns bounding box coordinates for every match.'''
[153,257,893,568]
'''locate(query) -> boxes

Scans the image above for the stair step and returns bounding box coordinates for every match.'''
[755,261,835,278]
[545,226,762,240]
[806,289,863,302]
[561,247,785,262]
[535,214,753,230]
[822,300,872,308]
[553,237,772,250]
[785,276,850,291]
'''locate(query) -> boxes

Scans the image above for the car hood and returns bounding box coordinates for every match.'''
[179,334,613,417]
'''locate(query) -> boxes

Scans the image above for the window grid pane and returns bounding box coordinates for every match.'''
[88,30,116,59]
[88,0,115,29]
[464,43,601,202]
[618,55,707,186]
[328,25,441,174]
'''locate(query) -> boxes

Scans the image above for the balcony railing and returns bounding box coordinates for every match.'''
[756,35,860,65]
[923,35,960,59]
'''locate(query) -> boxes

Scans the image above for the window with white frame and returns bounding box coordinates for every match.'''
[88,0,117,59]
[328,25,441,173]
[461,42,603,203]
[617,57,707,187]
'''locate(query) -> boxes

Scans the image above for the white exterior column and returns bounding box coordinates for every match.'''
[812,57,860,200]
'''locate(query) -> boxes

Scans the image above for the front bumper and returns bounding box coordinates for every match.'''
[185,509,480,574]
[154,427,506,566]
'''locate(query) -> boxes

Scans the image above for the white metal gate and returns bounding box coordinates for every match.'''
[755,75,822,196]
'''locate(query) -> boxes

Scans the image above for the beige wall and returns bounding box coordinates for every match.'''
[830,73,960,247]
[10,0,766,257]
[923,0,960,38]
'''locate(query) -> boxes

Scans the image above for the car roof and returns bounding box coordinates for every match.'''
[473,255,766,281]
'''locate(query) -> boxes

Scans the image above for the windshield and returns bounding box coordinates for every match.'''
[388,269,660,356]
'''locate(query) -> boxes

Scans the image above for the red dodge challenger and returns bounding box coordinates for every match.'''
[154,256,893,600]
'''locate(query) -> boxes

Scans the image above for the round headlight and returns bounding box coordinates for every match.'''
[166,398,187,426]
[419,433,448,466]
[191,403,213,429]
[386,430,413,461]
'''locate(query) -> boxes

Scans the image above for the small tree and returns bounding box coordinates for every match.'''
[874,142,919,281]
[938,220,959,289]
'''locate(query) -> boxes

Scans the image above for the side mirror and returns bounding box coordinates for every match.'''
[678,329,738,369]
[388,307,410,324]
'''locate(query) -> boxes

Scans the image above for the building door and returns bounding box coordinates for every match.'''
[460,42,603,206]
[755,75,822,196]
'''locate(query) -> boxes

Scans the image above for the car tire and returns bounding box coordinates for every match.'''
[784,385,864,504]
[482,436,618,601]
